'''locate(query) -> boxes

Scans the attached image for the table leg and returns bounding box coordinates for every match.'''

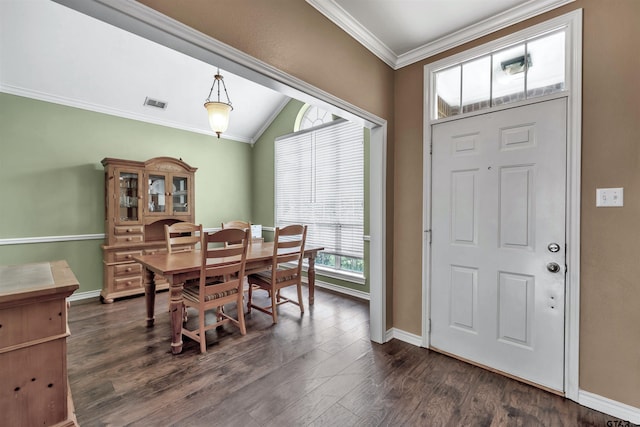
[143,268,156,327]
[169,281,184,354]
[308,254,316,306]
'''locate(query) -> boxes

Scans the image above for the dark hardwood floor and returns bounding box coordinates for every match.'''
[68,287,623,426]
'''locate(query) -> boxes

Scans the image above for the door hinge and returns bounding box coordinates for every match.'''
[428,318,432,333]
[425,229,432,244]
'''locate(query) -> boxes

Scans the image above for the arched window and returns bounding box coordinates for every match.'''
[294,104,334,131]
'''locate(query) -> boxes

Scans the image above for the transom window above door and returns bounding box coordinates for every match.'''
[435,30,566,119]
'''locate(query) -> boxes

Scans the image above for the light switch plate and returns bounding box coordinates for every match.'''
[596,188,623,207]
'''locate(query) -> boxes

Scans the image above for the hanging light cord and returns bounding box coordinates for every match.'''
[205,68,232,106]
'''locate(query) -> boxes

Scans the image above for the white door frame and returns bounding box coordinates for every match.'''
[54,0,388,343]
[422,10,582,400]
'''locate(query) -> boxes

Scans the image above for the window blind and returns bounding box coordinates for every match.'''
[275,119,364,260]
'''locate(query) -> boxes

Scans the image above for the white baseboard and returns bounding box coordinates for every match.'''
[68,289,101,302]
[578,389,640,424]
[385,328,640,424]
[386,327,423,347]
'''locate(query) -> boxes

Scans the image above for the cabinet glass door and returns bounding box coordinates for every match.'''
[148,174,167,213]
[172,175,189,214]
[118,171,140,222]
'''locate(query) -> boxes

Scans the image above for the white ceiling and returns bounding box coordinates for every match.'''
[0,0,573,142]
[0,0,290,143]
[307,0,573,68]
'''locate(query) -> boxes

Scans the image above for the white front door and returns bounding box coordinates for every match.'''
[430,98,567,391]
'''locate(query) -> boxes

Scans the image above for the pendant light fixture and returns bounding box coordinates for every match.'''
[204,69,233,138]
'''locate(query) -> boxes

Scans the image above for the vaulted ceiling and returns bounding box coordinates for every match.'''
[0,0,572,142]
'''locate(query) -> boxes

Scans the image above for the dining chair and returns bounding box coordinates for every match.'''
[247,224,307,324]
[221,220,251,232]
[221,220,251,245]
[164,222,203,319]
[221,220,263,289]
[164,222,202,253]
[181,228,250,353]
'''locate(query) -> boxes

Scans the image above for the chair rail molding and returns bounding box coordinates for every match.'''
[0,233,105,245]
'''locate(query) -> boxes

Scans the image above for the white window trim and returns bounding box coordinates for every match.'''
[313,264,366,285]
[284,261,366,285]
[422,9,582,402]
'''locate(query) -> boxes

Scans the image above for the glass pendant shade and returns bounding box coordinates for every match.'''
[205,101,232,138]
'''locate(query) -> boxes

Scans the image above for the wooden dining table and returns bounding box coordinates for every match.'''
[133,241,323,354]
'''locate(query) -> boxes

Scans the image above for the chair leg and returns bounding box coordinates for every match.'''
[247,280,253,313]
[297,283,304,314]
[199,309,207,353]
[271,286,278,324]
[237,295,247,335]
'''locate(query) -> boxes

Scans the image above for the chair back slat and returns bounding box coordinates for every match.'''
[276,253,299,265]
[221,220,252,246]
[277,240,301,249]
[165,222,202,254]
[204,261,243,279]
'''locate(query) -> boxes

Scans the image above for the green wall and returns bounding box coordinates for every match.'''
[251,99,371,293]
[0,93,252,293]
[0,93,370,295]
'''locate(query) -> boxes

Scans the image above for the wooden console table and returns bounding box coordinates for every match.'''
[0,260,79,427]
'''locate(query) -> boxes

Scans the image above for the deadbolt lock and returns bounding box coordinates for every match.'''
[548,243,561,253]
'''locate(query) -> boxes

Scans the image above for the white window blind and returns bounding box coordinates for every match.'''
[275,119,364,261]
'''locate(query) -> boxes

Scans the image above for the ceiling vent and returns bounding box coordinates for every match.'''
[143,97,167,110]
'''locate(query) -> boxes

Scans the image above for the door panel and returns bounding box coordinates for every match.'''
[430,98,567,391]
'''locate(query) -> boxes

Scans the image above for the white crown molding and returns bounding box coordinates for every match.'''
[306,0,397,68]
[52,0,383,129]
[250,97,291,144]
[0,84,251,144]
[397,0,576,68]
[307,0,575,69]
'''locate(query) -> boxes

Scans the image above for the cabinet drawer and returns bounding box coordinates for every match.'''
[114,234,144,244]
[114,263,142,277]
[114,225,144,235]
[0,338,67,426]
[113,276,143,292]
[0,299,66,348]
[114,250,143,262]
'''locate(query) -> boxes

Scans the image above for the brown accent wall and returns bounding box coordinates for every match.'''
[137,0,393,121]
[394,0,640,408]
[140,0,640,407]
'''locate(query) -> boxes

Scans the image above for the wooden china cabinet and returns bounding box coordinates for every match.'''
[101,157,197,303]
